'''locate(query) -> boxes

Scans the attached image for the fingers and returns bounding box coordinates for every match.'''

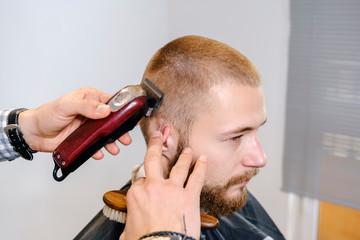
[119,132,132,146]
[143,131,164,179]
[92,150,104,160]
[59,88,112,120]
[81,87,112,104]
[169,147,193,186]
[169,149,207,194]
[73,99,111,119]
[104,142,120,155]
[91,142,119,160]
[185,155,207,196]
[91,132,132,159]
[91,143,121,160]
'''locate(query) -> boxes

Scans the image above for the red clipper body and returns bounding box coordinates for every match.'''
[52,79,163,181]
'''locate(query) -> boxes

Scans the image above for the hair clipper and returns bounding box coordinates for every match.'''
[52,79,163,182]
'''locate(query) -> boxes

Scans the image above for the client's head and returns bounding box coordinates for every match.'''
[140,35,267,217]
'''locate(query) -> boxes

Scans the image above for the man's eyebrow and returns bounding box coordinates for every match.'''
[223,118,267,135]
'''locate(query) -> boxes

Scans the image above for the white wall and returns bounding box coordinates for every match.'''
[0,1,291,239]
[0,1,168,239]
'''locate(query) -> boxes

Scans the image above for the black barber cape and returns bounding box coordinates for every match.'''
[201,192,285,240]
[75,189,285,240]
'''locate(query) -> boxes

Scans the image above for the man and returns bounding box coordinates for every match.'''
[77,35,285,240]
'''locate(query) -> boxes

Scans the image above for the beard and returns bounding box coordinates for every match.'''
[167,139,260,218]
[200,168,259,218]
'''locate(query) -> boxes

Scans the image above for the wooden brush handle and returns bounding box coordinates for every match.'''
[103,190,219,230]
[199,212,219,230]
[103,190,128,212]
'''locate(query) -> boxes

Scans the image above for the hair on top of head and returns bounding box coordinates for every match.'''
[140,35,262,144]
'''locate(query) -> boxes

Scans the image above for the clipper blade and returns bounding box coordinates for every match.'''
[142,78,163,116]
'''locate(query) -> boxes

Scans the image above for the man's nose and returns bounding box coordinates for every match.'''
[241,136,267,168]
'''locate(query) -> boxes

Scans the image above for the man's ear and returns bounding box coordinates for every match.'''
[147,117,180,161]
[160,124,180,161]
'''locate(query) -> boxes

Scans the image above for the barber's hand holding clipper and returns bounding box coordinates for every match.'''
[51,79,162,181]
[121,130,208,240]
[18,87,132,158]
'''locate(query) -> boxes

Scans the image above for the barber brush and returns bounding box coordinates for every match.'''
[102,190,219,230]
[52,79,163,181]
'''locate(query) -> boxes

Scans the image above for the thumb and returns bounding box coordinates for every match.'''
[71,99,111,120]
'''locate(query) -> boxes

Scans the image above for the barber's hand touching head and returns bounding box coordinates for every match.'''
[121,130,207,240]
[18,87,132,159]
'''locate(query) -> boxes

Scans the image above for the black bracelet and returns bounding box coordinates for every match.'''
[4,108,37,160]
[139,231,196,240]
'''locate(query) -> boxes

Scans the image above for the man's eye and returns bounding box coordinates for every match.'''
[230,135,242,142]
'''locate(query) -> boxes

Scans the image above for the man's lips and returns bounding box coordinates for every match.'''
[237,179,251,187]
[241,180,249,186]
[225,168,259,189]
[229,179,251,189]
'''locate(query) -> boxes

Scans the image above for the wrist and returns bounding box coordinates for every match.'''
[18,108,42,151]
[4,109,37,160]
[139,231,197,240]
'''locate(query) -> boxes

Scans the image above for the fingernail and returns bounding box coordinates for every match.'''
[183,147,192,153]
[152,131,161,138]
[96,104,109,113]
[199,155,207,162]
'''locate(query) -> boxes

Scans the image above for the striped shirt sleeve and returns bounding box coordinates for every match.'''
[0,109,20,161]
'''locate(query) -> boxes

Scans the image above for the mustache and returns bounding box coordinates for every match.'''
[224,168,259,189]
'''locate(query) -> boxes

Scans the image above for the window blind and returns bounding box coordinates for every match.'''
[283,0,360,210]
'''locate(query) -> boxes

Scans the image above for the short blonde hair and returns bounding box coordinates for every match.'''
[140,35,262,143]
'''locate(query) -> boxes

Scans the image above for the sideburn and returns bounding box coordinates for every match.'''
[165,134,189,179]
